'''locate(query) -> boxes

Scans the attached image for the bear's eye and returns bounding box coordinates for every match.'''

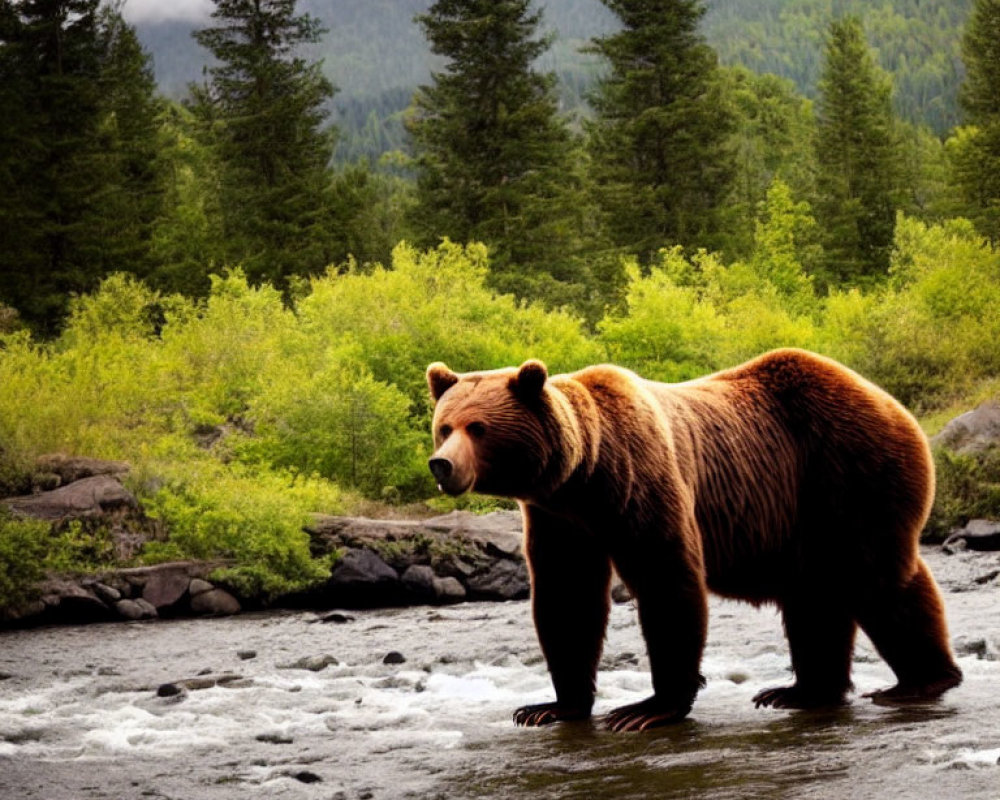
[439,424,452,439]
[466,421,487,438]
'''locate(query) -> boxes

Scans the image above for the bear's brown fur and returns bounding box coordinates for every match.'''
[426,349,962,732]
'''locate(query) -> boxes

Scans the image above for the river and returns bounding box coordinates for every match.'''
[2,547,999,799]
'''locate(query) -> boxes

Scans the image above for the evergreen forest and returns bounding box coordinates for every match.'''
[1,0,999,605]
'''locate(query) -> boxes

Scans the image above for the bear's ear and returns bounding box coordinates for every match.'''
[427,362,459,402]
[512,359,548,400]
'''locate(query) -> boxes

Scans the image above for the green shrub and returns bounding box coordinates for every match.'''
[926,448,1000,540]
[0,510,48,611]
[140,460,342,600]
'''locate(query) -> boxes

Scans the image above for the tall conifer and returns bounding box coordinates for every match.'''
[408,0,597,310]
[191,0,337,287]
[586,0,735,264]
[814,17,903,285]
[955,0,1000,243]
[0,0,159,331]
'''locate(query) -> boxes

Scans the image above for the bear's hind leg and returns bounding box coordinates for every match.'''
[856,558,962,703]
[754,594,855,710]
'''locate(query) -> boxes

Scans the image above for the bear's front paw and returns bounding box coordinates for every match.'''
[753,685,848,709]
[512,702,591,727]
[604,696,691,732]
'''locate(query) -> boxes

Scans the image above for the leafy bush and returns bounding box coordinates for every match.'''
[0,510,49,611]
[926,448,1000,540]
[821,216,1000,411]
[140,458,342,600]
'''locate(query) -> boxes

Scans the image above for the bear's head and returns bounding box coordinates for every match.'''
[425,359,585,500]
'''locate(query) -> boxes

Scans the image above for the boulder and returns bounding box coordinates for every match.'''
[88,581,121,604]
[933,402,1000,454]
[33,455,129,487]
[37,579,114,623]
[465,559,529,601]
[943,519,1000,552]
[142,567,191,610]
[324,549,403,607]
[188,578,214,596]
[422,510,523,557]
[190,588,241,616]
[116,599,152,621]
[278,654,339,671]
[401,564,436,599]
[4,475,136,522]
[432,576,466,604]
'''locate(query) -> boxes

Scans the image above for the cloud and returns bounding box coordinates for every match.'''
[121,0,214,24]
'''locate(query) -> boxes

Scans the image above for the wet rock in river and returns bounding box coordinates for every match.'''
[279,654,339,671]
[190,588,241,616]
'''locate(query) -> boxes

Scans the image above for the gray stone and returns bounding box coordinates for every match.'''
[190,588,241,616]
[943,519,1000,552]
[402,564,436,598]
[278,654,339,672]
[188,578,214,596]
[465,559,529,601]
[33,454,129,485]
[90,582,121,604]
[933,402,1000,454]
[133,598,158,618]
[3,475,136,521]
[142,568,190,609]
[115,599,146,620]
[432,576,466,603]
[611,580,632,604]
[330,549,399,586]
[237,650,257,660]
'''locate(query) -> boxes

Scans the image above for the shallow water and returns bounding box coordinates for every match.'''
[2,548,999,799]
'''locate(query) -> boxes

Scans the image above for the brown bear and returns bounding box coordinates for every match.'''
[426,349,962,732]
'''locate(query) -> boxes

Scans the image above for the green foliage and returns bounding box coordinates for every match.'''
[927,448,1000,539]
[140,459,341,599]
[297,241,603,408]
[598,245,818,381]
[0,510,48,611]
[821,215,1000,410]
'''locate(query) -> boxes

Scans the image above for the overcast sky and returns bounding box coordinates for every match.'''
[120,0,214,24]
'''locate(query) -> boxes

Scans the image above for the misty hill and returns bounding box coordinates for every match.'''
[133,0,972,162]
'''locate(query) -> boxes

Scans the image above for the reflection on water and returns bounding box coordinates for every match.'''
[1,555,999,800]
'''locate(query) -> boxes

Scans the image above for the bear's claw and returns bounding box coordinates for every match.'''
[513,702,590,727]
[753,685,848,709]
[604,696,690,732]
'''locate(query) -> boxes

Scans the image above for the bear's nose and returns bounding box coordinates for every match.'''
[428,457,454,484]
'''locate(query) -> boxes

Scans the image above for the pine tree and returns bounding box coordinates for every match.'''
[93,4,164,280]
[586,0,735,265]
[954,0,1000,244]
[190,0,337,288]
[814,17,903,286]
[407,0,599,311]
[0,0,159,331]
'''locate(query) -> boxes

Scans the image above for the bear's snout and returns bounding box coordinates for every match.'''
[429,456,454,483]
